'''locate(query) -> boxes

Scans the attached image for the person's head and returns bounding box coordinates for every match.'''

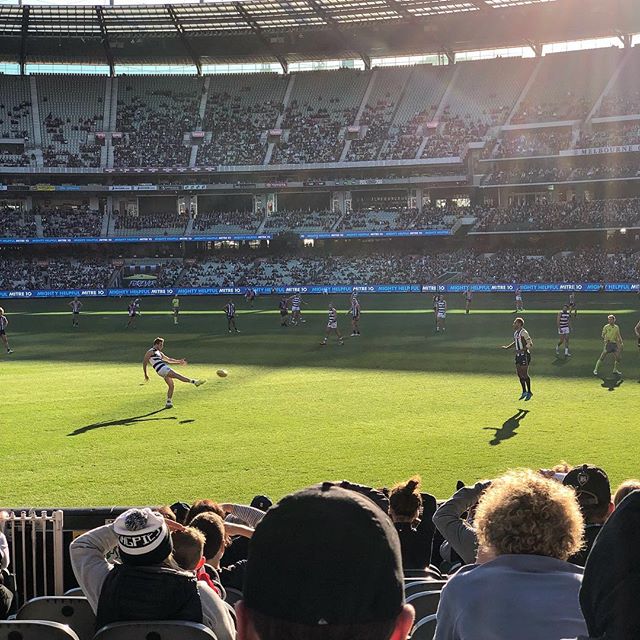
[170,501,191,525]
[250,495,273,512]
[562,304,568,312]
[613,479,640,508]
[185,499,225,525]
[608,314,616,325]
[237,482,414,640]
[563,464,614,524]
[0,307,4,316]
[513,317,525,330]
[389,476,422,523]
[171,526,206,572]
[156,505,176,521]
[153,337,164,349]
[475,469,583,561]
[190,511,230,564]
[113,508,173,566]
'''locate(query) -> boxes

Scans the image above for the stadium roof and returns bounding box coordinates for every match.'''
[0,0,637,73]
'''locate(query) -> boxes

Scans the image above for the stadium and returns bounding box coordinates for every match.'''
[1,0,640,638]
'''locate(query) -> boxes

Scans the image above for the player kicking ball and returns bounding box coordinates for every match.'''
[594,315,623,377]
[0,307,13,354]
[502,317,533,401]
[143,337,206,409]
[321,304,344,346]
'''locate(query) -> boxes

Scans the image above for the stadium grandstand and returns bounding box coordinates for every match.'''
[2,2,640,640]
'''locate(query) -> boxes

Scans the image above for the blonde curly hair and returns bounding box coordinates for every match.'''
[475,469,584,561]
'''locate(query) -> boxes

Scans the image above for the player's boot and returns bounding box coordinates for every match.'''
[165,400,173,409]
[593,369,599,376]
[193,379,207,387]
[7,349,14,354]
[525,392,533,401]
[519,391,527,400]
[565,350,571,357]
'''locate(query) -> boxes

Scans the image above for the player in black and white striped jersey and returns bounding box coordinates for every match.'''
[556,304,572,358]
[321,304,344,346]
[143,337,206,408]
[502,317,534,401]
[69,297,83,328]
[0,307,13,354]
[223,300,240,334]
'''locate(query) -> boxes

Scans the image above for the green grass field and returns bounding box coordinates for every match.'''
[1,292,639,508]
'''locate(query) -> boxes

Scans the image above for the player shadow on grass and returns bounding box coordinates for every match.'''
[483,409,530,446]
[600,375,624,392]
[67,409,191,436]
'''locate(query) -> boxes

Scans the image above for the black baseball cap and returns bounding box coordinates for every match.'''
[243,482,404,626]
[563,465,611,508]
[250,494,273,512]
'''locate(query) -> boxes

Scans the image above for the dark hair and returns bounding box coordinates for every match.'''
[389,476,422,519]
[249,609,397,640]
[156,505,176,522]
[190,511,229,560]
[583,502,612,524]
[185,499,225,525]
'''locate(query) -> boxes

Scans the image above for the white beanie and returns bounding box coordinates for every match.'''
[113,508,172,565]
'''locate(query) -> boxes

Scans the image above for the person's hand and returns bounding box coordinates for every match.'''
[501,345,509,349]
[164,519,186,533]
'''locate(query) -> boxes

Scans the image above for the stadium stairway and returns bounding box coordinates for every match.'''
[264,73,296,165]
[340,69,379,162]
[34,214,44,238]
[505,58,543,126]
[586,46,634,122]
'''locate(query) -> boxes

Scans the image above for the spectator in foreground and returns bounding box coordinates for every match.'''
[236,482,415,640]
[434,470,587,640]
[580,490,640,640]
[432,480,490,566]
[69,507,235,639]
[388,475,437,571]
[613,479,640,507]
[0,511,12,620]
[563,465,614,566]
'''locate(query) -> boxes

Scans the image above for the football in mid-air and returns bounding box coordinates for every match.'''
[216,369,229,378]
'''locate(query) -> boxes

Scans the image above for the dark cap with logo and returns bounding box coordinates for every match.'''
[563,465,611,508]
[243,482,404,626]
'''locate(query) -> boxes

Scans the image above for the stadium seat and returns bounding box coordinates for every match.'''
[410,614,437,640]
[405,591,441,622]
[222,587,243,607]
[0,620,80,640]
[404,580,447,597]
[92,621,217,640]
[17,596,95,640]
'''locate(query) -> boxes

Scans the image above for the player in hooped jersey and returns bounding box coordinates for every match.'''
[515,288,524,313]
[502,317,533,401]
[556,304,572,358]
[464,288,473,315]
[288,293,306,326]
[321,304,344,346]
[143,337,206,409]
[435,296,447,333]
[0,307,13,354]
[69,297,83,327]
[224,300,240,333]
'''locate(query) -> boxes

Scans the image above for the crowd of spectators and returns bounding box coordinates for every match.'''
[197,94,280,166]
[491,129,573,158]
[114,211,189,235]
[576,122,640,149]
[421,115,487,159]
[0,258,114,290]
[598,90,640,117]
[41,111,102,168]
[475,198,640,231]
[4,460,640,639]
[348,101,401,161]
[114,86,199,168]
[0,151,33,167]
[263,209,338,233]
[193,210,264,234]
[0,99,31,140]
[271,99,356,165]
[485,162,640,185]
[0,207,37,237]
[40,206,102,237]
[155,260,183,287]
[512,97,593,124]
[384,110,430,160]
